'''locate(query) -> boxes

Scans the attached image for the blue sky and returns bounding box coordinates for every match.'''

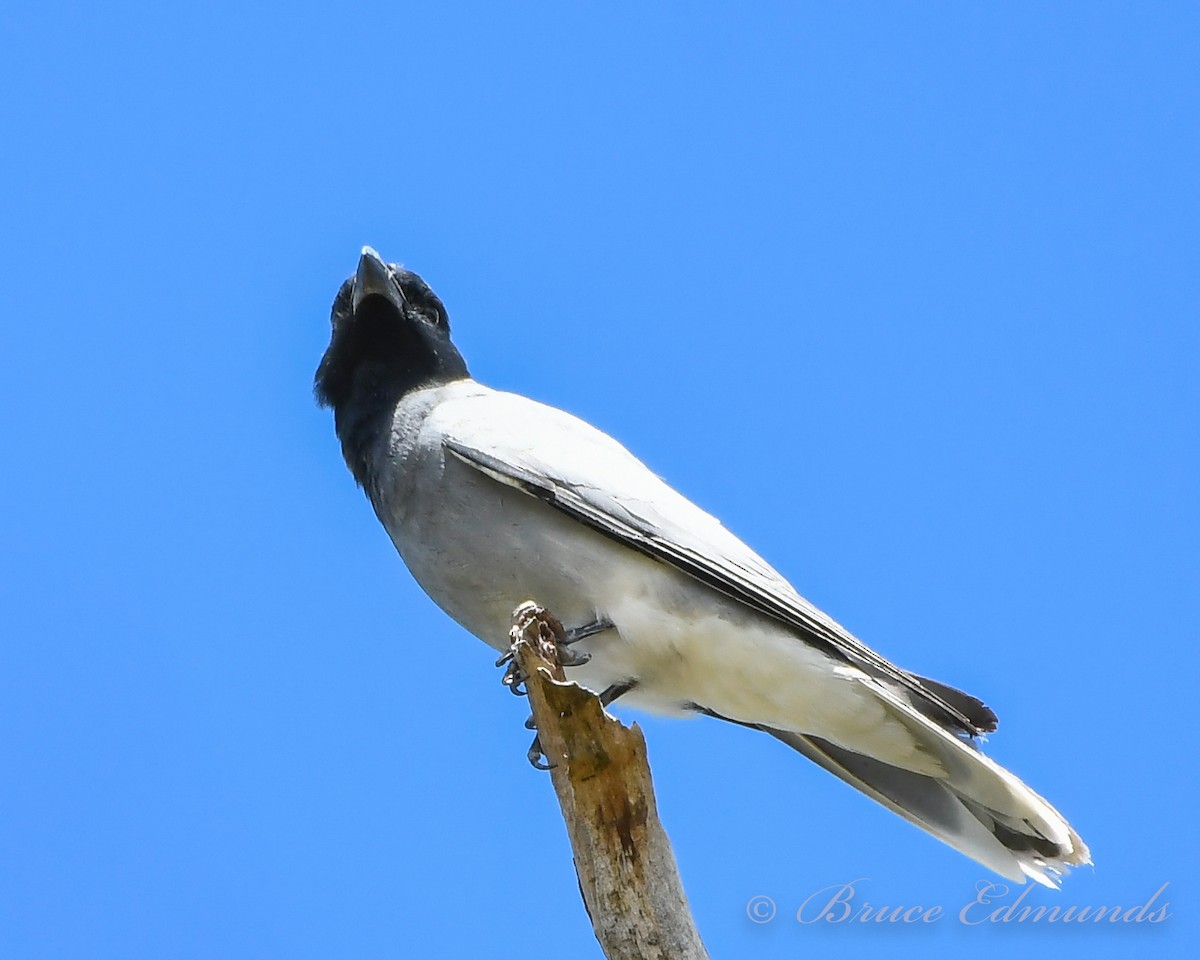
[1,2,1196,958]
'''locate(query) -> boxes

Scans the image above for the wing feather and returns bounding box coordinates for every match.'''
[437,389,988,737]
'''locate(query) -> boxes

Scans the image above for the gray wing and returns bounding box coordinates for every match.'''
[434,388,995,737]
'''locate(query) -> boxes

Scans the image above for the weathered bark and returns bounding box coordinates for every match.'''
[509,601,710,960]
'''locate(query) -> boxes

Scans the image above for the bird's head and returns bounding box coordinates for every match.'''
[314,247,469,414]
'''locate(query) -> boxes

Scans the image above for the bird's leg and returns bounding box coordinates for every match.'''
[562,616,613,646]
[556,616,614,668]
[496,617,605,683]
[599,679,638,707]
[503,609,618,769]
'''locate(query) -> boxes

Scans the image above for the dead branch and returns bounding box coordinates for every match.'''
[509,601,710,960]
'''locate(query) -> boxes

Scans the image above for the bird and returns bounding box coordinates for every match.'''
[315,246,1090,887]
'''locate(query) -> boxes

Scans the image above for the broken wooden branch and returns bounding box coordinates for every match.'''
[508,601,710,960]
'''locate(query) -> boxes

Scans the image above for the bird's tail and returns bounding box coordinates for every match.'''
[761,691,1091,887]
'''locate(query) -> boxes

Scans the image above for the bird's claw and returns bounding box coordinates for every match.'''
[501,658,528,696]
[501,608,615,769]
[557,646,592,667]
[527,733,555,770]
[554,616,611,668]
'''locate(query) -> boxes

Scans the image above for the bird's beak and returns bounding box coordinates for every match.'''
[353,246,406,312]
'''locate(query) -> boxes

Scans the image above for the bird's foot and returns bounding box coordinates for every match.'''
[553,616,614,668]
[526,731,554,770]
[522,713,555,768]
[505,606,612,672]
[503,604,618,769]
[496,650,528,696]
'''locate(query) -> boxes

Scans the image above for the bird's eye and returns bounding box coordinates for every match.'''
[412,304,441,327]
